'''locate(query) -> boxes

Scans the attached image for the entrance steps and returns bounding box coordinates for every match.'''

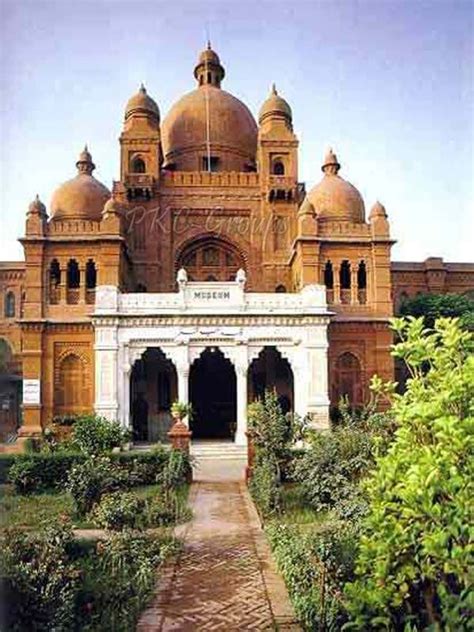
[190,441,247,461]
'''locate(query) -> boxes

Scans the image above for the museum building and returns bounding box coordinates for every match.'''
[1,45,473,445]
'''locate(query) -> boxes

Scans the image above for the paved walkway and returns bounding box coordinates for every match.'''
[137,476,300,631]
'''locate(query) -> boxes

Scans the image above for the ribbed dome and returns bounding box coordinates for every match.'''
[161,85,258,171]
[259,84,292,124]
[307,149,365,223]
[125,84,160,121]
[50,148,110,221]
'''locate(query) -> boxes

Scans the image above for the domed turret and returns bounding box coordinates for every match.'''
[50,147,110,221]
[307,149,365,223]
[27,194,47,218]
[124,84,160,122]
[259,84,292,127]
[369,200,387,219]
[161,45,257,171]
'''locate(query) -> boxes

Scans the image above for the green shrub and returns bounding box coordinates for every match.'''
[66,456,122,516]
[267,521,357,631]
[249,456,281,517]
[1,520,79,632]
[91,491,146,531]
[158,448,192,491]
[78,530,178,631]
[8,453,86,494]
[146,490,189,526]
[5,448,170,495]
[344,317,474,630]
[71,414,130,455]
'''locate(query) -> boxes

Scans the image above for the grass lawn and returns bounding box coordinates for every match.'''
[0,483,190,530]
[278,483,326,525]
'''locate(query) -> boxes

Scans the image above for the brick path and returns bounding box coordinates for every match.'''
[137,480,300,631]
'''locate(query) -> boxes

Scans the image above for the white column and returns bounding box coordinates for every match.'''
[121,364,132,429]
[235,363,248,445]
[94,324,119,422]
[177,364,189,406]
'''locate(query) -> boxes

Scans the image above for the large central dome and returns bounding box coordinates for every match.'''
[161,46,258,172]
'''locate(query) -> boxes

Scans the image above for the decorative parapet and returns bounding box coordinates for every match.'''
[95,273,328,318]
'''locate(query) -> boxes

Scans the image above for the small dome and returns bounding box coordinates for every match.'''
[259,84,292,124]
[125,84,160,121]
[198,43,221,66]
[28,194,47,216]
[307,149,365,223]
[369,200,387,219]
[50,148,110,221]
[102,196,123,217]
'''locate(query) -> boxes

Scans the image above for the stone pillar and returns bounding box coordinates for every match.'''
[177,364,189,406]
[79,264,87,304]
[351,267,358,305]
[94,323,119,421]
[333,264,341,304]
[235,363,248,446]
[121,363,132,429]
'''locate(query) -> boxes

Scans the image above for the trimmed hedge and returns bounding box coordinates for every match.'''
[4,448,170,493]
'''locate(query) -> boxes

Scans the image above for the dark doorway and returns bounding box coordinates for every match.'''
[189,348,236,439]
[248,346,294,413]
[130,348,177,442]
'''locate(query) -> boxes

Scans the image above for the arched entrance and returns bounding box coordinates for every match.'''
[130,348,177,442]
[176,236,245,282]
[248,346,294,413]
[189,348,236,439]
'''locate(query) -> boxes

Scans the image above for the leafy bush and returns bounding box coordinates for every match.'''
[146,490,192,526]
[158,448,192,491]
[399,292,474,330]
[249,456,281,517]
[78,530,178,631]
[6,448,170,494]
[293,405,394,517]
[8,453,86,493]
[267,521,357,630]
[71,414,130,455]
[344,317,474,630]
[1,520,79,632]
[91,491,146,531]
[66,456,122,516]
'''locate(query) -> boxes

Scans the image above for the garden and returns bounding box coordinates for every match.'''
[248,317,473,631]
[0,414,192,631]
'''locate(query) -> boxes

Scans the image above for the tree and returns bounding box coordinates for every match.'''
[344,318,474,630]
[400,293,474,331]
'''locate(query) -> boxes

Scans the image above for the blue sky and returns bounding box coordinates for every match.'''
[0,0,472,261]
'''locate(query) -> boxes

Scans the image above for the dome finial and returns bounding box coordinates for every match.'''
[322,148,340,174]
[271,83,277,95]
[76,145,95,175]
[140,83,146,93]
[207,38,211,50]
[195,44,225,87]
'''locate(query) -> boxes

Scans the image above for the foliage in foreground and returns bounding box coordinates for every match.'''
[267,521,357,631]
[1,519,178,632]
[344,317,474,630]
[248,389,306,516]
[70,414,131,455]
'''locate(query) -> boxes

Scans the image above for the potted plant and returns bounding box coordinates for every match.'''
[171,401,193,423]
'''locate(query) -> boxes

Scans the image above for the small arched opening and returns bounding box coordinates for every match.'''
[357,261,367,304]
[130,348,177,443]
[324,261,334,303]
[4,292,15,318]
[248,346,294,414]
[66,260,80,304]
[272,161,285,175]
[339,260,351,304]
[189,348,236,439]
[49,260,61,304]
[85,260,97,304]
[131,157,146,174]
[275,284,287,293]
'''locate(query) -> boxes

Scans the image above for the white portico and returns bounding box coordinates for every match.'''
[93,271,331,445]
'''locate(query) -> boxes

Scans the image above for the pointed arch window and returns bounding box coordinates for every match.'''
[66,259,80,304]
[272,161,285,175]
[324,261,334,303]
[357,261,367,304]
[340,260,351,304]
[49,259,61,304]
[4,292,15,318]
[86,260,97,304]
[131,157,146,174]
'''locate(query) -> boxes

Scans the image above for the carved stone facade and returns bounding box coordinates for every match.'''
[0,45,473,443]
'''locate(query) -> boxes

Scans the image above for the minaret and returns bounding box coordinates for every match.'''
[120,83,161,195]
